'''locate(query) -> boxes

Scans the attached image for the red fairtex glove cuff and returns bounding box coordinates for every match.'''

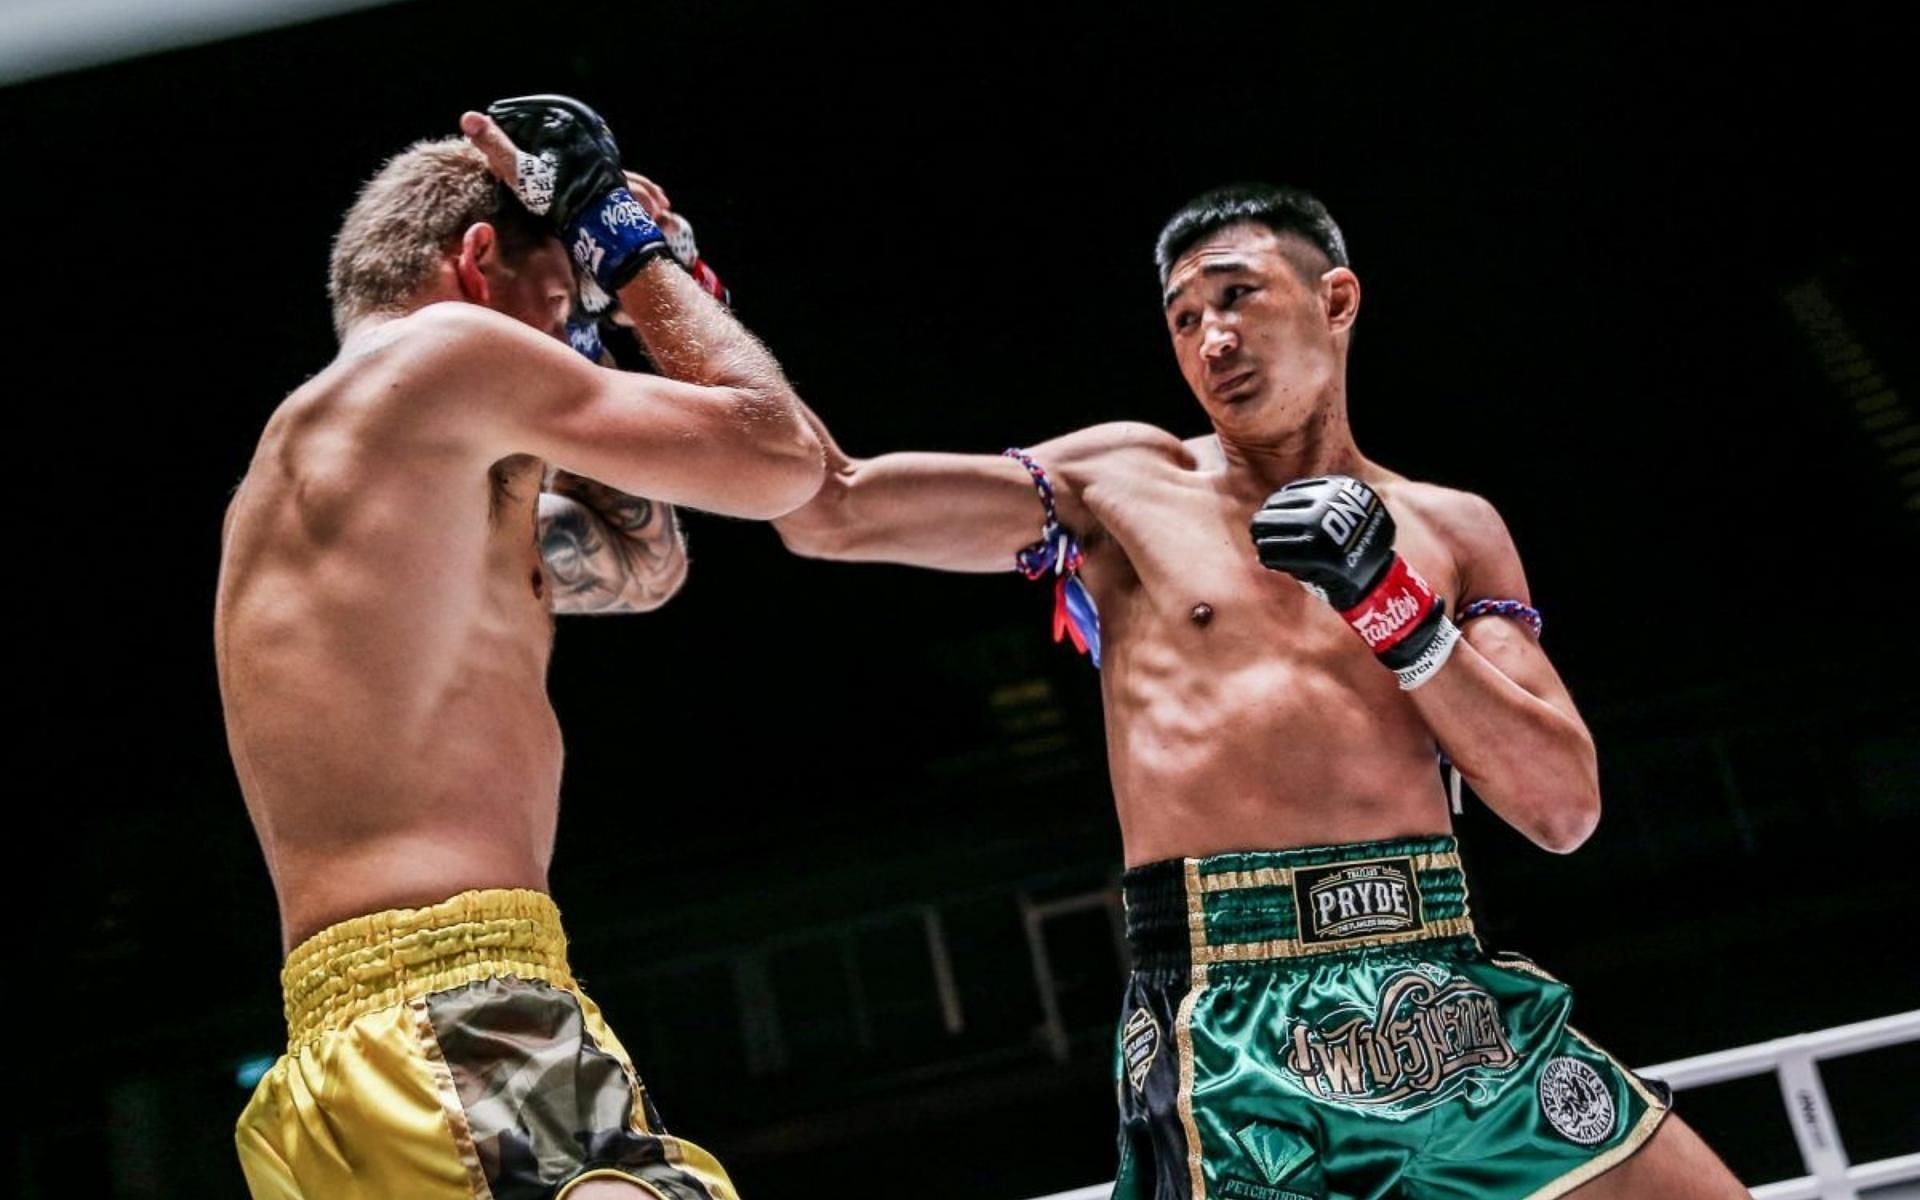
[1338,554,1460,690]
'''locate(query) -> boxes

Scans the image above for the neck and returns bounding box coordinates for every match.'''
[1214,389,1364,494]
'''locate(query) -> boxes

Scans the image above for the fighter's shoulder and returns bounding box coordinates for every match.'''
[1380,478,1523,594]
[345,303,574,426]
[1382,478,1505,533]
[1042,421,1192,473]
[383,302,549,374]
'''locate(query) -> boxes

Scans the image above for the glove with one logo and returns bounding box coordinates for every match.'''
[1251,475,1460,690]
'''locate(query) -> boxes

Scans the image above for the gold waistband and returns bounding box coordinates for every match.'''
[280,889,576,1049]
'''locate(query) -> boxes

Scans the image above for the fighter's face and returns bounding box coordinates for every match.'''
[1162,223,1349,437]
[486,236,577,343]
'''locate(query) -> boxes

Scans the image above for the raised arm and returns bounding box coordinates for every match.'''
[455,100,823,518]
[422,301,819,518]
[773,431,1047,571]
[775,412,1174,572]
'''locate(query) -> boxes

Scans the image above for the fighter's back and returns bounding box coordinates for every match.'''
[216,308,562,950]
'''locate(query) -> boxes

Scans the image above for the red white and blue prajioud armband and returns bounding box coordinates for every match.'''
[1004,448,1101,668]
[1456,598,1544,639]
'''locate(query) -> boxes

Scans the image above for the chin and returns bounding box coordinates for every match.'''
[1224,398,1315,440]
[1211,384,1273,418]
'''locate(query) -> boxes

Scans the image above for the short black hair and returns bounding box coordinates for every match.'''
[1154,183,1349,289]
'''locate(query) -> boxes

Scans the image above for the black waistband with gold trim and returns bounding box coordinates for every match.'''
[1123,835,1477,977]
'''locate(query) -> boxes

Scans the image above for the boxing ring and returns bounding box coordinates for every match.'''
[1024,1009,1920,1200]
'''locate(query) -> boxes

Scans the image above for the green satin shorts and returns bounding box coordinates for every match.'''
[1112,836,1669,1200]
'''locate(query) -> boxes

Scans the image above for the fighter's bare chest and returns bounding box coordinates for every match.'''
[1082,483,1459,638]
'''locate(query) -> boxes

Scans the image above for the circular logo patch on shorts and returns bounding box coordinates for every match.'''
[1539,1056,1617,1145]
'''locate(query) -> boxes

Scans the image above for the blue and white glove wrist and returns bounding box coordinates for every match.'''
[567,186,671,295]
[566,317,605,363]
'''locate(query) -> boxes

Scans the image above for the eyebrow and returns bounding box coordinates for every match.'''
[1162,259,1253,309]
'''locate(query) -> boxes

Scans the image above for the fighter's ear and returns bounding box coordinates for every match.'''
[1323,266,1360,334]
[455,222,498,306]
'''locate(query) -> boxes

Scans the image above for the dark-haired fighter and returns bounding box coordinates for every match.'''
[775,186,1744,1198]
[219,97,819,1199]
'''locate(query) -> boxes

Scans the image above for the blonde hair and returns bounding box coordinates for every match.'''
[327,137,549,338]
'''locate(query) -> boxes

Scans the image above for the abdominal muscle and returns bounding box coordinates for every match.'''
[1096,571,1453,867]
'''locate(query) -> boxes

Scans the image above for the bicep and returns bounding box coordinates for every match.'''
[1449,497,1584,723]
[445,314,813,519]
[528,370,802,516]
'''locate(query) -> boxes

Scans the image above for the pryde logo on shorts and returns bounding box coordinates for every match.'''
[1293,857,1422,944]
[1539,1056,1617,1145]
[1122,1005,1161,1093]
[1285,968,1517,1110]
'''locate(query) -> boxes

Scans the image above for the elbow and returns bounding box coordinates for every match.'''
[773,477,855,560]
[774,517,835,560]
[752,448,824,521]
[1533,791,1601,854]
[1533,749,1602,853]
[739,391,825,520]
[1525,720,1601,853]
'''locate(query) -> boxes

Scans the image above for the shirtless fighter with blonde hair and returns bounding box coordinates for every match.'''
[218,96,819,1199]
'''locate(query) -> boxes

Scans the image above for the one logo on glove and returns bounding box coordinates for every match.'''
[1285,968,1516,1109]
[1293,857,1423,944]
[1340,557,1437,653]
[1539,1057,1618,1145]
[1123,1005,1161,1093]
[1318,478,1385,568]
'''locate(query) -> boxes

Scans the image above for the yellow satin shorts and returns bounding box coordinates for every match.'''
[235,889,737,1200]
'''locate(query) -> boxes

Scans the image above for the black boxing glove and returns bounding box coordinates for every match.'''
[1250,475,1460,690]
[485,94,670,295]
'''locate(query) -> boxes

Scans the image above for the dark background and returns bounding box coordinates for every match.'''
[6,2,1917,1196]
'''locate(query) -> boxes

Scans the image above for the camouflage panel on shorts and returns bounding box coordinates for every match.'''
[426,977,713,1200]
